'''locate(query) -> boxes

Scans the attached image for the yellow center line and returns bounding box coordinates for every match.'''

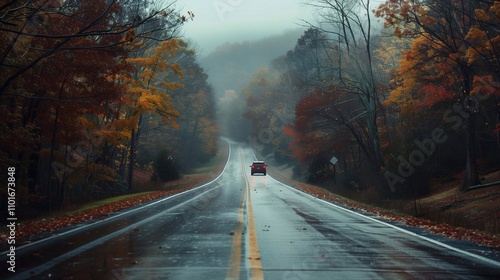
[226,177,246,280]
[241,150,264,280]
[244,172,264,280]
[226,149,264,280]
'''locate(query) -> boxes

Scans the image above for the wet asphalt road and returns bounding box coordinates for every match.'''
[2,141,500,279]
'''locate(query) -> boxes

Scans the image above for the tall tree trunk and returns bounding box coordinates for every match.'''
[127,114,143,191]
[461,67,481,190]
[462,113,481,190]
[128,128,136,191]
[47,108,59,211]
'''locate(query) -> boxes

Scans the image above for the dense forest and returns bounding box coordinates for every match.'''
[234,0,499,198]
[0,0,218,216]
[1,0,499,218]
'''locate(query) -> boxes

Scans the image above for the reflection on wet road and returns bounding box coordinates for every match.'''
[1,141,500,279]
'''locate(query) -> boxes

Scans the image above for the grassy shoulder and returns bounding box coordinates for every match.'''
[0,140,229,244]
[66,192,156,215]
[405,170,500,235]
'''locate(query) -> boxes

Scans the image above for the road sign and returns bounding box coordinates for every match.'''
[330,156,338,165]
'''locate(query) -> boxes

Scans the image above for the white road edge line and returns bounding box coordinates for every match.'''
[13,183,227,279]
[267,175,500,268]
[2,142,232,255]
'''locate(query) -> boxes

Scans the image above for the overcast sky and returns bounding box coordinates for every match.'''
[176,0,311,55]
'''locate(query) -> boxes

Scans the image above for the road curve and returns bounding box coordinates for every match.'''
[1,140,500,279]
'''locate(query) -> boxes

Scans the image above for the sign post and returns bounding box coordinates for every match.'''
[329,157,338,184]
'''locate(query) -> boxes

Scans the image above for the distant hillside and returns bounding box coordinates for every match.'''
[199,28,304,98]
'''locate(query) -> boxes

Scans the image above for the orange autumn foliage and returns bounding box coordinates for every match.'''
[379,1,500,113]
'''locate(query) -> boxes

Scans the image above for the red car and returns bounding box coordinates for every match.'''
[250,161,267,176]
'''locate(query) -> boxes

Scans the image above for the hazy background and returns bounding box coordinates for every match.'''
[178,0,310,54]
[176,0,313,96]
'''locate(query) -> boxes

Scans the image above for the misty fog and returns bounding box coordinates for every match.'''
[199,29,305,99]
